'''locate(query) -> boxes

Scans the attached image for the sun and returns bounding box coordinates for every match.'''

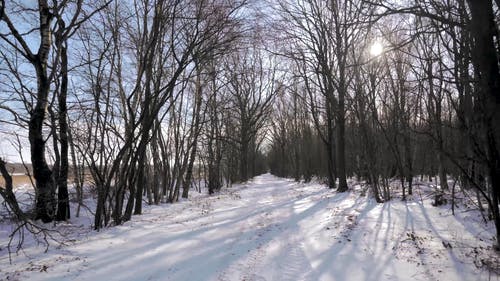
[369,42,384,57]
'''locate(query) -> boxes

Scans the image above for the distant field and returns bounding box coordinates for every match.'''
[0,175,91,189]
[0,163,91,189]
[0,174,34,188]
[0,163,33,188]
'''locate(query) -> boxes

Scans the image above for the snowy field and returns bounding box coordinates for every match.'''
[1,174,499,280]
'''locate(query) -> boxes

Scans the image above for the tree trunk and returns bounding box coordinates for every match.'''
[55,35,70,221]
[437,150,448,191]
[326,100,337,189]
[0,159,24,220]
[31,68,55,223]
[182,65,203,198]
[30,0,55,223]
[182,142,198,198]
[467,0,500,249]
[240,140,248,182]
[68,126,82,217]
[336,95,348,192]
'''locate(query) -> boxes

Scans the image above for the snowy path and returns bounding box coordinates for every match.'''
[1,174,498,280]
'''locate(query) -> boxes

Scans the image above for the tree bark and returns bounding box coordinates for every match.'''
[0,159,24,220]
[182,63,203,198]
[336,86,348,192]
[55,20,70,221]
[29,0,55,223]
[466,0,500,249]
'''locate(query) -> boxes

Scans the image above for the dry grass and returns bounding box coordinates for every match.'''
[1,174,94,189]
[0,174,34,188]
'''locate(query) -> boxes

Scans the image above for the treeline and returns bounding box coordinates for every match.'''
[0,0,272,231]
[265,0,500,249]
[0,0,499,250]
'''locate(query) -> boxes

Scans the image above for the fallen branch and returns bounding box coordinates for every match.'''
[0,158,58,263]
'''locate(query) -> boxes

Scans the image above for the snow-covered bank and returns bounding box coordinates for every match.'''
[1,174,498,280]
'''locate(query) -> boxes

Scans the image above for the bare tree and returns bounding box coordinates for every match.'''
[224,47,277,182]
[275,0,376,191]
[0,0,109,222]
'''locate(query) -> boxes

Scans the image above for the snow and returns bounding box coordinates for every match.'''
[1,174,499,280]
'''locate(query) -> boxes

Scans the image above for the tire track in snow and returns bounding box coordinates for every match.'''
[217,211,275,281]
[268,184,315,281]
[274,240,313,281]
[234,181,316,281]
[217,181,294,281]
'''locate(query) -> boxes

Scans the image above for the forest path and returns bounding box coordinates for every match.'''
[215,175,319,281]
[1,174,497,281]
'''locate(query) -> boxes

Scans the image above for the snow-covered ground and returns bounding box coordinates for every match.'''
[1,174,499,280]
